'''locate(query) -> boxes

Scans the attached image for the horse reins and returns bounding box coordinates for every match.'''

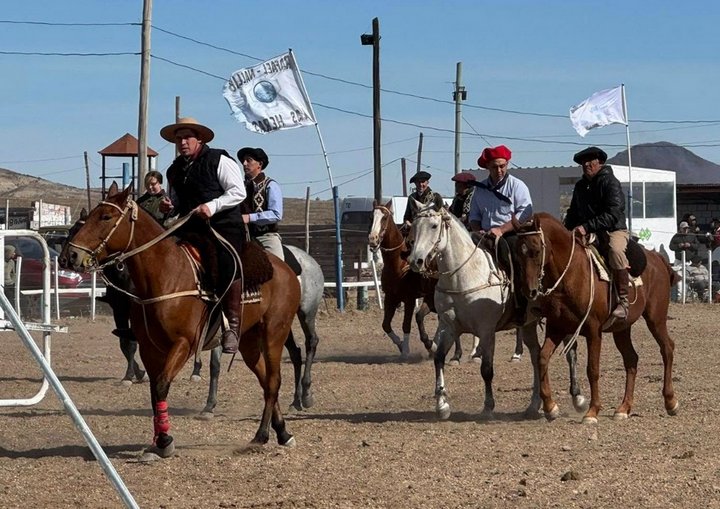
[370,205,405,253]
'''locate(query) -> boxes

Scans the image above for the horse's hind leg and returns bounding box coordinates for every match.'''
[298,310,320,408]
[198,345,221,420]
[476,330,497,418]
[448,335,463,366]
[582,329,604,425]
[400,298,415,358]
[644,311,679,415]
[284,331,304,411]
[611,327,638,420]
[241,326,294,447]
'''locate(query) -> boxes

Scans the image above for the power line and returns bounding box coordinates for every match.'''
[0,50,137,57]
[3,18,720,125]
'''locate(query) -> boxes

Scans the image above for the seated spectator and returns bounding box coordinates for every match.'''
[669,221,699,262]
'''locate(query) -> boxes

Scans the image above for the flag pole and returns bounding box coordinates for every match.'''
[289,49,344,310]
[621,83,633,234]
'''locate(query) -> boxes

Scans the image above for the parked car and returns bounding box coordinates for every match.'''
[38,224,74,254]
[5,236,84,290]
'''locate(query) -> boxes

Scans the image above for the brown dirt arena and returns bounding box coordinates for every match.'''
[1,301,719,508]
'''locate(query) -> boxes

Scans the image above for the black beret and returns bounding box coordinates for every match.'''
[237,147,270,169]
[409,170,432,184]
[573,146,607,165]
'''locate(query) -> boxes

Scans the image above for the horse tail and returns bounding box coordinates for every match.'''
[663,256,681,286]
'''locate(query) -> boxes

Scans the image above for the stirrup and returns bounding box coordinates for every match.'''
[611,303,628,320]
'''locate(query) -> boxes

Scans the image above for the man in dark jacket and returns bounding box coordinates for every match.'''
[564,146,630,320]
[448,171,476,229]
[402,171,443,231]
[159,117,247,354]
[669,221,699,262]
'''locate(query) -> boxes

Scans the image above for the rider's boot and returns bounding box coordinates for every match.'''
[611,268,630,320]
[221,279,243,354]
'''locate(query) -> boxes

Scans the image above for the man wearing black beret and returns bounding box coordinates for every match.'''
[565,146,630,321]
[402,170,443,231]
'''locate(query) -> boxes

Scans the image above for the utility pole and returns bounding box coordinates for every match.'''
[416,132,424,174]
[453,62,466,175]
[362,18,382,203]
[401,158,407,196]
[83,151,91,211]
[137,0,152,196]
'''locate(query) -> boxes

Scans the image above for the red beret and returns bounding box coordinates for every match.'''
[451,172,476,183]
[477,145,512,169]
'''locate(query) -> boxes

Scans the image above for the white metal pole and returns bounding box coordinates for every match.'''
[621,84,633,235]
[53,256,60,320]
[0,291,139,508]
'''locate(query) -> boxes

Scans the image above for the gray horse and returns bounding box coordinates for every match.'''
[195,244,324,417]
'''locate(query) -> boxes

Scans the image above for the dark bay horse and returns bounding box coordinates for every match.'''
[368,201,478,362]
[65,183,300,455]
[513,212,679,423]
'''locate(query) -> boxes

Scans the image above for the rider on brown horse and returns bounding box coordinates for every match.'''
[159,117,247,355]
[564,146,630,321]
[401,171,443,234]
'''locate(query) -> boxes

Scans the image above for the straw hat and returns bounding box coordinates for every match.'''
[160,117,214,143]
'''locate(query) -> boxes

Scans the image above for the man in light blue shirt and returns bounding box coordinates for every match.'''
[469,145,533,236]
[238,147,285,261]
[469,145,533,361]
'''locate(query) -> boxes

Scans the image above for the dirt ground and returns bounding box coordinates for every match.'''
[1,300,719,509]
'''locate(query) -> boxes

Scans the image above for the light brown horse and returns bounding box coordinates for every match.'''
[65,183,300,456]
[513,212,679,423]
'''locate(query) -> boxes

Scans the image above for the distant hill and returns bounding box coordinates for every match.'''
[0,166,334,224]
[607,142,720,185]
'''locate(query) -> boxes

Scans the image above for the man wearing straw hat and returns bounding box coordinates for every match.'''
[159,117,247,355]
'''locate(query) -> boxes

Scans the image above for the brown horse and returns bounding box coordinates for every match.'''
[64,183,300,456]
[513,212,679,423]
[368,202,478,361]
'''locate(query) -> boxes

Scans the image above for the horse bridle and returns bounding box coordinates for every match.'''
[414,208,482,278]
[516,227,578,297]
[370,205,405,253]
[68,198,138,269]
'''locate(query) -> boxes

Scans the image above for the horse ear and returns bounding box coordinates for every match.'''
[433,194,444,212]
[108,181,119,197]
[125,182,135,195]
[79,208,88,220]
[384,199,392,210]
[533,215,541,231]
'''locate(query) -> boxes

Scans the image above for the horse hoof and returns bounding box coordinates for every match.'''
[572,395,589,413]
[479,409,494,421]
[472,355,482,364]
[448,358,460,366]
[120,379,133,387]
[544,404,560,421]
[136,451,162,463]
[430,343,438,353]
[196,411,214,421]
[582,416,598,425]
[190,374,202,383]
[613,412,628,421]
[667,401,680,416]
[281,436,296,448]
[436,403,451,420]
[288,402,302,412]
[143,441,175,459]
[139,373,149,383]
[302,394,315,409]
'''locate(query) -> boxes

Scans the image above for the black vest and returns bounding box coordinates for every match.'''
[167,145,243,231]
[245,173,279,236]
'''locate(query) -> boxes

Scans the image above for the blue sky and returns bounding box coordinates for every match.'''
[2,0,720,199]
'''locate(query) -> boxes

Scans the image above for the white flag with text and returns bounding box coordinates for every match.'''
[223,52,316,134]
[569,86,627,137]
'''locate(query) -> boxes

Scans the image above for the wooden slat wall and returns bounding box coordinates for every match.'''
[281,224,370,282]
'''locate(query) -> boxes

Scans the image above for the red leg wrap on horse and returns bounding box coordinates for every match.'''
[154,401,170,436]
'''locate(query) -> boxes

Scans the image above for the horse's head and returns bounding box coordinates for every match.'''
[65,181,137,272]
[408,196,449,274]
[58,207,88,269]
[368,200,394,251]
[513,214,547,300]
